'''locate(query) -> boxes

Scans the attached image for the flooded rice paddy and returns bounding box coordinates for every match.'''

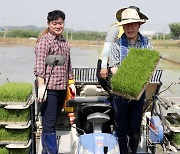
[0,46,99,84]
[0,45,179,113]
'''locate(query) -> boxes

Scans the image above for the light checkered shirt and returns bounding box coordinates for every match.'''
[34,32,73,90]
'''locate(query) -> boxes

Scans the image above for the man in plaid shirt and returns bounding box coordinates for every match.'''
[34,10,75,154]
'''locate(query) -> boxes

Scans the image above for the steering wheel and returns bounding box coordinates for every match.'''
[80,103,113,116]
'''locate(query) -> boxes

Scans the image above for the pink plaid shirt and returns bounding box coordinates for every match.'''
[34,32,74,90]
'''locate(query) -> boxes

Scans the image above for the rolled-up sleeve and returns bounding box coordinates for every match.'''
[34,38,49,78]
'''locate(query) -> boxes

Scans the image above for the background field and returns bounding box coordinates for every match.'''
[0,38,179,68]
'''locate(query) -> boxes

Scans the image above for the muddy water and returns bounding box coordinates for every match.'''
[0,46,100,84]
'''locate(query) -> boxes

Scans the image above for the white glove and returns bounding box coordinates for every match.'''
[38,85,47,102]
[69,84,76,99]
[111,67,118,75]
[100,68,108,79]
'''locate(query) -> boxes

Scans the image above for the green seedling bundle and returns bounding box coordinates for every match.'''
[0,127,30,142]
[0,82,33,153]
[167,132,180,146]
[171,132,180,145]
[0,82,33,102]
[111,48,160,100]
[0,108,30,122]
[0,146,29,154]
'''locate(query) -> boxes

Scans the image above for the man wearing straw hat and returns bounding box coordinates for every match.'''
[109,6,153,154]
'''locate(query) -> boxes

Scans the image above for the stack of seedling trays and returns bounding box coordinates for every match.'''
[111,48,160,100]
[164,113,180,151]
[0,82,34,154]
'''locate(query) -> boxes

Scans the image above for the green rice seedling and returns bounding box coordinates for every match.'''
[0,146,29,154]
[0,127,30,142]
[0,82,33,102]
[0,108,30,122]
[111,48,160,99]
[7,148,30,154]
[0,146,9,154]
[169,132,180,145]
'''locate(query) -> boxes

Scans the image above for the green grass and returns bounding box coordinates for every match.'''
[0,127,30,142]
[0,82,33,102]
[111,48,160,99]
[0,108,30,122]
[171,132,180,145]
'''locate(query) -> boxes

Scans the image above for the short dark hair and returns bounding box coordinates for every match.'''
[47,10,65,22]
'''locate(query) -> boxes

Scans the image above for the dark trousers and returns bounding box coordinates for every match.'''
[112,93,145,154]
[41,89,66,134]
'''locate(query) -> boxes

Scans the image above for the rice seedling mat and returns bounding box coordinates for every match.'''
[111,48,160,100]
[0,82,34,106]
[5,139,32,149]
[0,146,30,154]
[0,82,34,151]
[167,132,180,149]
[0,127,30,144]
[0,94,35,108]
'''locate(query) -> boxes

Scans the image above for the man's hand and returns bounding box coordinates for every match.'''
[100,68,108,79]
[69,84,76,99]
[38,85,47,102]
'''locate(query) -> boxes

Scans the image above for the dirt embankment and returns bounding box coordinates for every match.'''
[0,38,103,47]
[161,57,180,65]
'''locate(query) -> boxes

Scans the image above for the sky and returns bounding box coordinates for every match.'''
[0,0,179,34]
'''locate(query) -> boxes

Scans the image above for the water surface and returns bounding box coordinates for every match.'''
[0,46,100,84]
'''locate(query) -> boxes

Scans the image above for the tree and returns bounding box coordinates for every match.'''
[169,22,180,39]
[6,30,39,38]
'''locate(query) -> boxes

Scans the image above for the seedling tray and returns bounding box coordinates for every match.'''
[0,94,34,107]
[111,48,160,100]
[0,120,31,129]
[5,139,32,149]
[0,127,30,144]
[0,107,30,122]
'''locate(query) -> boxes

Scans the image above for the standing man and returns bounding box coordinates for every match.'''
[98,6,138,94]
[34,10,76,154]
[109,6,153,154]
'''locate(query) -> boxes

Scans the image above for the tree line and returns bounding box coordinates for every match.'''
[0,22,179,40]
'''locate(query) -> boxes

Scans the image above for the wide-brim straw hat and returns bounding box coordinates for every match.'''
[116,6,148,25]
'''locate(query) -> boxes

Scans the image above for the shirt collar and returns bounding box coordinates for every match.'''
[128,33,141,46]
[47,32,56,40]
[47,32,66,41]
[56,35,66,41]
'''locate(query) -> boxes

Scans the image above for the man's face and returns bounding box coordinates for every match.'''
[48,17,64,36]
[123,22,140,41]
